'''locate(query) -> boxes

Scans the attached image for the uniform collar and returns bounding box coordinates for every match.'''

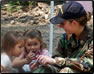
[71,26,93,46]
[79,26,93,40]
[76,26,93,46]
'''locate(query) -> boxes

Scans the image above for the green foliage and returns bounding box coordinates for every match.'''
[9,1,29,6]
[2,1,37,13]
[29,1,37,8]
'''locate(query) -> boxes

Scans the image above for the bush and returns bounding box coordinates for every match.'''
[2,1,37,13]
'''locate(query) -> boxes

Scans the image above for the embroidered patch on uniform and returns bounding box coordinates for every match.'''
[60,7,63,14]
[80,40,84,46]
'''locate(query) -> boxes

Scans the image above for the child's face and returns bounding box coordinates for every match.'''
[25,38,41,53]
[12,40,24,57]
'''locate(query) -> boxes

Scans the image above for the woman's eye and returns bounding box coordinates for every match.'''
[60,22,64,25]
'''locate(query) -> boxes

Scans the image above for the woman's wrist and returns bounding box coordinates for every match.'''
[55,57,65,66]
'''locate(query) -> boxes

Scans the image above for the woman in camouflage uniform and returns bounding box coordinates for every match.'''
[30,1,93,73]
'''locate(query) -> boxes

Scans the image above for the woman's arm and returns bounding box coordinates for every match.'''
[52,33,68,58]
[55,41,93,72]
[55,54,93,72]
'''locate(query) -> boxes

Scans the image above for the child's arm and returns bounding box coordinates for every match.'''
[12,57,29,68]
[1,65,4,72]
[12,52,35,68]
[12,50,28,68]
[1,65,11,73]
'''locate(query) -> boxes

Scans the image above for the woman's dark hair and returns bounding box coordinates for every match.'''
[1,31,23,52]
[68,11,92,26]
[24,29,47,50]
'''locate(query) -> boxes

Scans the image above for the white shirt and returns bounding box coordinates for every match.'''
[1,53,12,72]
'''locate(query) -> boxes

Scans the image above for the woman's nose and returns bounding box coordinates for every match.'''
[58,24,64,28]
[57,24,60,26]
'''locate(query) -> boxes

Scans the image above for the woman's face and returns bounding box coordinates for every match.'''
[57,20,77,35]
[25,38,41,53]
[12,40,24,57]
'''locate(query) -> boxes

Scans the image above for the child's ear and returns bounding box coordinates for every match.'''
[40,40,43,45]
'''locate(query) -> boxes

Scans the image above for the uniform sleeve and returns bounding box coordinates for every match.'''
[53,34,66,58]
[55,41,93,72]
[53,43,64,58]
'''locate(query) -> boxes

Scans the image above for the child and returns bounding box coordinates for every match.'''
[12,29,50,73]
[1,31,24,73]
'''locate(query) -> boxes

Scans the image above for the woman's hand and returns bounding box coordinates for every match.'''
[55,57,65,66]
[37,55,56,66]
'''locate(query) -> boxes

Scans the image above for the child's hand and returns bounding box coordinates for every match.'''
[37,55,56,66]
[29,62,40,72]
[1,65,4,72]
[26,52,35,62]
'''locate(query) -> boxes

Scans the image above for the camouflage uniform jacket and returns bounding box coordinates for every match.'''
[53,26,93,72]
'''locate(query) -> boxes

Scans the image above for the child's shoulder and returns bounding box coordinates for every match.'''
[1,52,11,62]
[42,48,49,51]
[41,48,49,52]
[1,52,12,69]
[41,48,50,56]
[1,52,9,59]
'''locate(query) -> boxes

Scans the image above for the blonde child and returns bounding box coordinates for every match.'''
[1,31,24,73]
[12,29,50,73]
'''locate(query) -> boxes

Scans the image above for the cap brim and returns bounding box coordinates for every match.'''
[50,16,65,24]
